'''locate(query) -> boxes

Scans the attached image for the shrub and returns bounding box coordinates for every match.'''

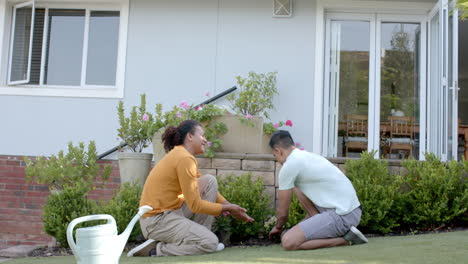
[43,187,98,247]
[24,141,111,191]
[99,182,143,242]
[215,173,273,241]
[345,151,402,233]
[285,194,306,229]
[24,141,112,247]
[398,154,468,230]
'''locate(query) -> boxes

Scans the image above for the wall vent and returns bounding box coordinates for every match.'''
[273,0,292,18]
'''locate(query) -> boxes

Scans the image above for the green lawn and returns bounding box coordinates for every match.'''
[7,231,468,264]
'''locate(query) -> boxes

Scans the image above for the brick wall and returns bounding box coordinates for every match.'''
[0,155,121,250]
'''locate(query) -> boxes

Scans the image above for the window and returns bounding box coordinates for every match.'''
[1,1,127,98]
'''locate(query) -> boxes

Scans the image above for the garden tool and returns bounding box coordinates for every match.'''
[66,205,152,264]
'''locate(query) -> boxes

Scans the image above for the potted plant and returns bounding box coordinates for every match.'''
[117,94,164,185]
[217,71,279,154]
[151,100,228,161]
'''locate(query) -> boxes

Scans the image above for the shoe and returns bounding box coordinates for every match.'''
[216,243,225,251]
[343,226,368,245]
[127,239,157,257]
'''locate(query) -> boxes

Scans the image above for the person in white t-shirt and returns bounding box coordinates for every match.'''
[268,130,368,250]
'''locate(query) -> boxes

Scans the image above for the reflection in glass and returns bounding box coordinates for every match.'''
[330,20,370,158]
[458,19,468,160]
[10,6,32,83]
[44,9,85,85]
[86,11,120,86]
[379,23,420,159]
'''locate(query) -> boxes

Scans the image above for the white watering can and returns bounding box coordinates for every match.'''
[67,205,153,264]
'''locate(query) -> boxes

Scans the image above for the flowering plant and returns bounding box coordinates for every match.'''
[163,98,229,157]
[263,119,293,134]
[117,94,165,152]
[227,71,279,126]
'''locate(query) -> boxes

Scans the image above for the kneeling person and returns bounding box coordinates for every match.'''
[129,120,254,257]
[268,130,368,250]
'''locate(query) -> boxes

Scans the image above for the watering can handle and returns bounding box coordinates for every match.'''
[66,214,116,258]
[138,205,153,216]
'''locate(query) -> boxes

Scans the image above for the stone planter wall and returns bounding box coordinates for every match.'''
[197,154,409,209]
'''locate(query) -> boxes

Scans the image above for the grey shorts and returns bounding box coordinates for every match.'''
[298,205,362,240]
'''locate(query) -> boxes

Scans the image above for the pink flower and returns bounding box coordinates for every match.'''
[194,106,200,111]
[142,113,149,121]
[273,123,280,128]
[295,142,301,147]
[179,100,190,109]
[176,112,182,118]
[205,92,211,97]
[246,114,253,119]
[206,141,212,147]
[285,120,293,127]
[299,147,305,151]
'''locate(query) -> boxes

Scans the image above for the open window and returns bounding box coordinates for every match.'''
[8,1,35,85]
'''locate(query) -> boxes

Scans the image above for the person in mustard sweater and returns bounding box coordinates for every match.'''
[128,119,254,257]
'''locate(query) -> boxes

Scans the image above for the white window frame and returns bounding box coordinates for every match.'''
[7,0,35,85]
[0,0,129,98]
[376,14,427,160]
[315,0,457,160]
[313,0,435,155]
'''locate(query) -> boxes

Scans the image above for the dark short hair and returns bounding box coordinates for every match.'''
[269,130,295,149]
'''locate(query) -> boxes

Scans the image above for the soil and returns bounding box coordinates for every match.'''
[28,226,467,258]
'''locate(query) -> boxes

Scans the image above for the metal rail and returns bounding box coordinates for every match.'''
[98,86,237,160]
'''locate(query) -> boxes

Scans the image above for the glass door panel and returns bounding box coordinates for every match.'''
[379,23,420,159]
[327,20,370,158]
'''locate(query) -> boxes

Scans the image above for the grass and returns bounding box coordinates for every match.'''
[7,231,468,264]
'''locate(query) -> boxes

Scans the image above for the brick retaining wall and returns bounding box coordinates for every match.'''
[0,155,121,250]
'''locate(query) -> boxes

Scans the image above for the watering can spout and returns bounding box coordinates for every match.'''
[117,205,153,252]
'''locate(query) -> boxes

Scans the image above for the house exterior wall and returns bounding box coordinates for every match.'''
[0,0,318,157]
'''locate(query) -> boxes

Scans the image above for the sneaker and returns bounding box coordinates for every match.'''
[127,239,157,257]
[216,243,225,251]
[343,226,368,245]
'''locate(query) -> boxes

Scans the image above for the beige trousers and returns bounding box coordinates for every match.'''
[139,174,220,256]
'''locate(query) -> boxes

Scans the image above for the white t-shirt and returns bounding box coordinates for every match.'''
[278,149,360,215]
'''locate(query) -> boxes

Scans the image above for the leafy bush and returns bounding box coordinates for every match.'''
[25,141,112,247]
[345,151,402,233]
[163,102,228,157]
[25,141,111,191]
[285,194,306,229]
[99,182,143,242]
[215,173,273,241]
[398,154,468,230]
[43,187,98,247]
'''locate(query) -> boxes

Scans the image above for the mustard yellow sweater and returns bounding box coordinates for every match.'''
[140,146,225,218]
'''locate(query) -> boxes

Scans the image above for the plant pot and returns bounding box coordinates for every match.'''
[118,152,153,186]
[152,131,166,165]
[261,133,273,154]
[212,114,266,154]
